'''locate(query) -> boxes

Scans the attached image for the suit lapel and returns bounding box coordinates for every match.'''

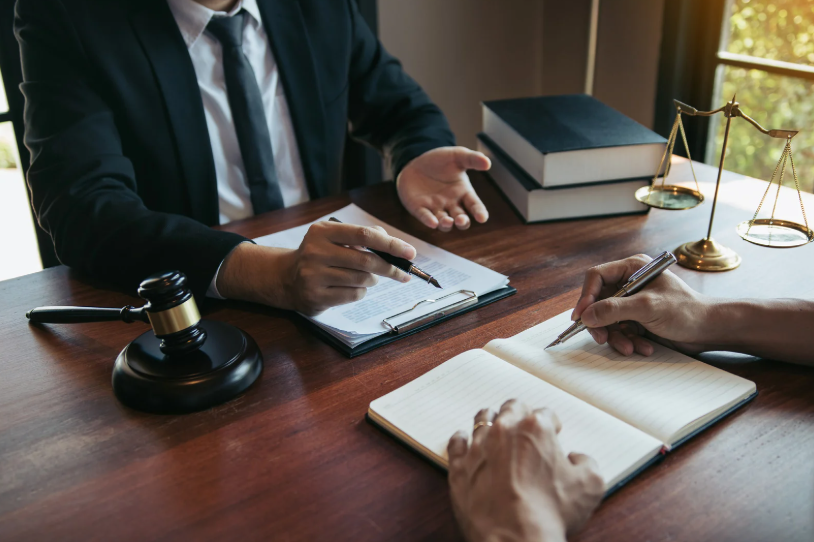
[257,0,327,199]
[129,0,220,225]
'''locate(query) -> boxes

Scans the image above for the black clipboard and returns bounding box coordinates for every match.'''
[304,286,517,358]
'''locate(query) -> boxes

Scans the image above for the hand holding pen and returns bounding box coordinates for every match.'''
[548,252,700,355]
[329,217,442,288]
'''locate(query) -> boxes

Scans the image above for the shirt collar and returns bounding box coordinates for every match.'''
[167,0,263,49]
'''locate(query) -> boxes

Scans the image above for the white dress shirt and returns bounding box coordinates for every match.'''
[167,0,310,297]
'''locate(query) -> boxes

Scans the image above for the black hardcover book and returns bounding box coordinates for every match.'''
[482,94,667,188]
[477,133,651,223]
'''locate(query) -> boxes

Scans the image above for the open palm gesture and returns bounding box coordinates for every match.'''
[397,146,491,232]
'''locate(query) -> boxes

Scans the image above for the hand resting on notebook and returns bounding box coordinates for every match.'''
[216,222,417,315]
[572,254,814,364]
[447,400,603,542]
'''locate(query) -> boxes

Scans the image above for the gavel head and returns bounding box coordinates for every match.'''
[138,271,206,355]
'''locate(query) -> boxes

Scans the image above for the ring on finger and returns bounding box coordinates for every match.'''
[473,421,493,432]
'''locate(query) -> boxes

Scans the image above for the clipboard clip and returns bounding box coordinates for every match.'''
[382,290,478,334]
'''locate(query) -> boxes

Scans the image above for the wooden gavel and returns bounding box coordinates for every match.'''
[26,271,263,414]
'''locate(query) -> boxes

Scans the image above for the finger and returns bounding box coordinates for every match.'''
[414,207,440,229]
[631,335,654,356]
[445,203,470,230]
[573,255,653,320]
[471,407,497,447]
[323,222,417,260]
[331,247,412,283]
[569,452,605,496]
[320,267,378,288]
[447,430,469,490]
[607,328,635,356]
[462,190,489,224]
[435,209,454,233]
[568,452,599,472]
[349,225,387,250]
[580,294,654,329]
[531,407,562,434]
[319,287,367,308]
[571,294,595,321]
[588,326,608,345]
[495,399,529,428]
[448,430,469,459]
[453,147,491,172]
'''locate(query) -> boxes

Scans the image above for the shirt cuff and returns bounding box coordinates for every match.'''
[206,240,253,299]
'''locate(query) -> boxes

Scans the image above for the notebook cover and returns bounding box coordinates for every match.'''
[606,389,758,496]
[482,94,667,155]
[669,390,758,450]
[477,133,659,191]
[305,286,517,358]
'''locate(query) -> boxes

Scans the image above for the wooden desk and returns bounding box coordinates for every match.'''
[1,159,813,541]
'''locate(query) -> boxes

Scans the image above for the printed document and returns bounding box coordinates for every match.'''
[254,204,510,347]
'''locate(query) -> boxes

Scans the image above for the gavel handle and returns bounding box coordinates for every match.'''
[26,305,149,325]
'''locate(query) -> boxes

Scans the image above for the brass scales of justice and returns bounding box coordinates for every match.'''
[634,95,814,272]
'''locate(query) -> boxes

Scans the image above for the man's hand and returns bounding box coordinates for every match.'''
[447,400,604,542]
[571,254,719,356]
[397,146,491,232]
[216,222,416,315]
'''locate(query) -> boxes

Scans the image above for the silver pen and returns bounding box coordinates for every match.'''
[545,251,677,349]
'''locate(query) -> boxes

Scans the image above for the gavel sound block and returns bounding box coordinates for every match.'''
[26,271,263,414]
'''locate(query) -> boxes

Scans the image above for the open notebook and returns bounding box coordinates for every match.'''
[369,310,757,493]
[254,204,511,353]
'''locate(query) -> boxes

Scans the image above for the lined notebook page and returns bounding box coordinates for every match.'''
[484,311,756,445]
[369,349,663,490]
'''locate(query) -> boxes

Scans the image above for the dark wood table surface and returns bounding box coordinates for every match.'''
[1,159,813,541]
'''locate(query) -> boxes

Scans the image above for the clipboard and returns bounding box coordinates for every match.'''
[304,286,517,358]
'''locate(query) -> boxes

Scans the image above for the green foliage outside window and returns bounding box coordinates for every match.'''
[0,140,16,169]
[711,0,814,192]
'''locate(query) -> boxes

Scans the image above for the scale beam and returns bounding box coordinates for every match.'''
[635,96,812,271]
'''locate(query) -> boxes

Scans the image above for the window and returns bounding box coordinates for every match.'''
[0,64,42,281]
[708,0,814,192]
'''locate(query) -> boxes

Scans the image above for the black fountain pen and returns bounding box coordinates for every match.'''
[329,217,442,288]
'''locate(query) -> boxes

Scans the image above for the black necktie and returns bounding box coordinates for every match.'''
[207,11,285,214]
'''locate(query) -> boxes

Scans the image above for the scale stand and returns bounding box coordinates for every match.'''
[635,95,813,271]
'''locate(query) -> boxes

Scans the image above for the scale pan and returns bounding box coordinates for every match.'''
[737,219,814,248]
[634,185,704,210]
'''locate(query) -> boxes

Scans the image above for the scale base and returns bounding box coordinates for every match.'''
[674,237,741,272]
[112,320,262,414]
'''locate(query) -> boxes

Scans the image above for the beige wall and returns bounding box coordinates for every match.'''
[379,0,545,150]
[379,0,665,149]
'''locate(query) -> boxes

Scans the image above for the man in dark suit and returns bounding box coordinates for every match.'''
[15,0,492,314]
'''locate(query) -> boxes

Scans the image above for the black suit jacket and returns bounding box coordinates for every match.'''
[15,0,454,300]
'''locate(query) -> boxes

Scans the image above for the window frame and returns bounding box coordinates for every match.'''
[655,0,814,168]
[704,1,814,169]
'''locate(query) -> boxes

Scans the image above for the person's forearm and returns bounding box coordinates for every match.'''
[705,298,814,364]
[216,243,294,309]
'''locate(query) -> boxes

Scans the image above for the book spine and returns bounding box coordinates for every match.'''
[482,104,546,187]
[477,137,531,222]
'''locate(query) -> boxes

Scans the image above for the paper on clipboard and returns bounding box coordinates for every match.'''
[253,204,510,348]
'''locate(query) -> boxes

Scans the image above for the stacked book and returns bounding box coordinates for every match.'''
[478,94,667,223]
